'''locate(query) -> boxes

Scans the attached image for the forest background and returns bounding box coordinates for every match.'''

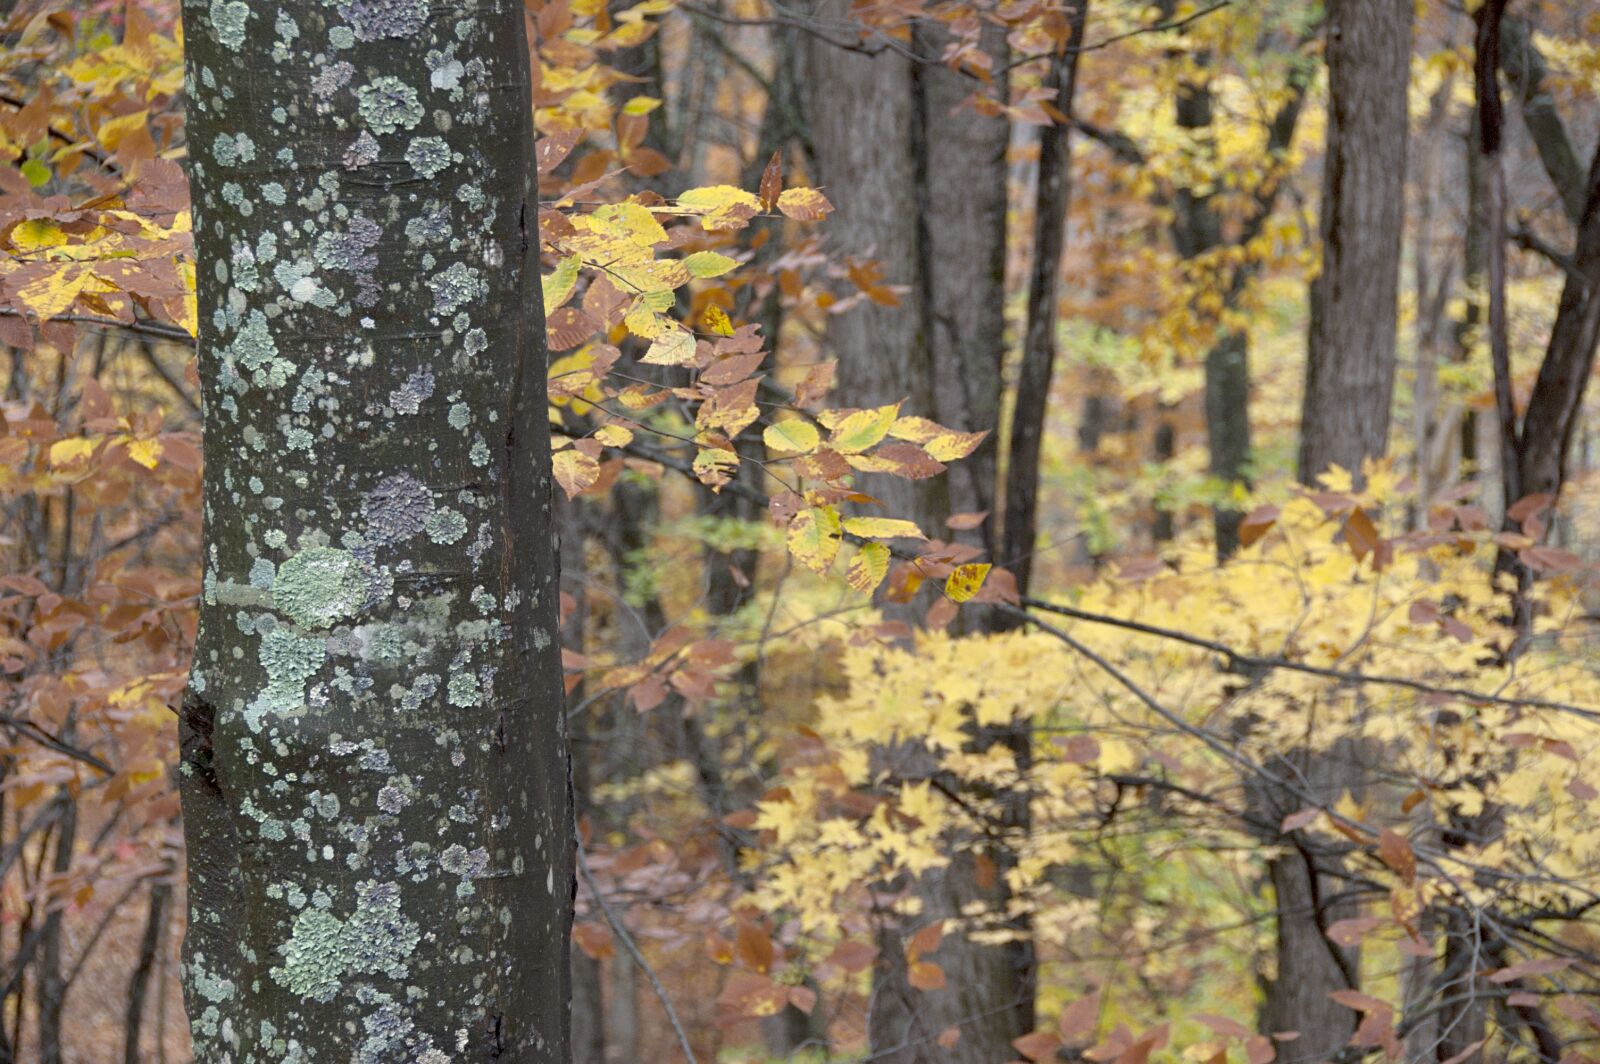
[2,0,1600,1061]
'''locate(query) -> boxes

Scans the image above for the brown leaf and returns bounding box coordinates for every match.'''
[1378,829,1416,885]
[1238,504,1280,549]
[1343,507,1380,562]
[1058,992,1101,1039]
[736,920,774,973]
[1488,956,1573,984]
[1012,1031,1062,1061]
[908,961,946,991]
[759,150,782,212]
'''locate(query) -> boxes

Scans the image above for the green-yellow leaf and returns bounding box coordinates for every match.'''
[594,424,634,447]
[621,95,662,116]
[828,403,900,454]
[543,254,582,314]
[841,517,925,540]
[684,251,738,279]
[20,159,51,188]
[945,563,991,604]
[787,505,842,575]
[846,542,890,594]
[763,420,820,454]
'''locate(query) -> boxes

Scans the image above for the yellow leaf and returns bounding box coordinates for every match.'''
[683,251,738,278]
[621,95,662,115]
[763,420,820,454]
[828,403,900,454]
[787,505,842,575]
[641,327,697,366]
[777,187,833,221]
[49,437,96,467]
[1097,739,1137,775]
[677,185,762,231]
[8,219,67,253]
[703,304,734,336]
[593,424,634,447]
[944,563,991,603]
[623,301,670,338]
[17,266,90,322]
[846,542,890,594]
[841,517,925,540]
[553,449,601,498]
[693,446,739,488]
[96,109,150,152]
[923,430,988,462]
[590,201,669,247]
[125,438,162,469]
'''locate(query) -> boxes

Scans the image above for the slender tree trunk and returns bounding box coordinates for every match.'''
[561,499,606,1064]
[35,794,74,1064]
[178,2,572,1058]
[125,879,171,1064]
[1298,0,1412,483]
[1001,25,1087,598]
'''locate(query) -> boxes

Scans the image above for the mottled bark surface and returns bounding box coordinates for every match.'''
[1298,0,1412,483]
[178,2,572,1060]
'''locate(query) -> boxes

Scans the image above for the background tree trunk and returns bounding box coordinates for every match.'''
[1298,0,1412,484]
[178,2,571,1058]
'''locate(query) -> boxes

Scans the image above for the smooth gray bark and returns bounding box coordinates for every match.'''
[178,2,572,1059]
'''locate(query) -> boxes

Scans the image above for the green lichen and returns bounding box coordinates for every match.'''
[356,76,423,135]
[424,507,467,545]
[230,310,293,389]
[275,546,363,629]
[404,136,453,178]
[446,670,480,708]
[257,625,325,713]
[271,906,345,1000]
[269,882,420,1002]
[208,0,250,51]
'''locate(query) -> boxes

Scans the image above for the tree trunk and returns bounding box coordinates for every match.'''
[1298,0,1412,484]
[802,8,942,533]
[804,12,1030,1061]
[920,23,1010,555]
[178,2,572,1059]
